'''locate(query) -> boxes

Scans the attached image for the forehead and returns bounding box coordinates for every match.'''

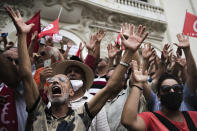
[161,79,178,86]
[54,74,68,79]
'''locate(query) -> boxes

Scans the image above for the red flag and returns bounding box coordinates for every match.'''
[26,11,41,52]
[76,48,80,57]
[117,33,125,50]
[38,19,59,39]
[117,33,121,45]
[183,11,197,37]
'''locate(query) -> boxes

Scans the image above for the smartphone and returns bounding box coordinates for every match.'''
[40,38,45,45]
[44,59,51,67]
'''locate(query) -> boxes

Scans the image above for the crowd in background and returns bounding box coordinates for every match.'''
[0,6,197,131]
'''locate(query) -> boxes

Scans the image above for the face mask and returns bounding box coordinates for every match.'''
[70,80,83,91]
[160,92,183,110]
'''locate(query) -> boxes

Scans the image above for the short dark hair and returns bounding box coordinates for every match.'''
[156,72,182,94]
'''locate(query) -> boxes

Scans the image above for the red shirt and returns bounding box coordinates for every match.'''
[139,111,197,131]
[0,85,18,131]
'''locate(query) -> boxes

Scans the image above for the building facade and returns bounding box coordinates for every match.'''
[0,0,196,60]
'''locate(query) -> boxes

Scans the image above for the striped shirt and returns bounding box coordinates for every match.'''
[88,75,107,95]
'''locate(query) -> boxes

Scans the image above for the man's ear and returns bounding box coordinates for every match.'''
[69,88,75,97]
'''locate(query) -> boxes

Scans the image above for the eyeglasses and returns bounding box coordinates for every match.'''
[47,77,68,84]
[6,57,18,64]
[160,84,183,93]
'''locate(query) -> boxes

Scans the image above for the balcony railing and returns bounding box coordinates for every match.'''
[115,0,164,14]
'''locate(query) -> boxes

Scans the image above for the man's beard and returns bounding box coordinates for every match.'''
[48,93,69,106]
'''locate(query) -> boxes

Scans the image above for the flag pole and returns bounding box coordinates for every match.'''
[58,7,63,19]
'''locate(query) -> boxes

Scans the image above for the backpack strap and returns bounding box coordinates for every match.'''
[152,112,179,131]
[182,111,197,131]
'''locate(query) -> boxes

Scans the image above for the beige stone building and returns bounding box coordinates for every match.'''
[0,0,197,61]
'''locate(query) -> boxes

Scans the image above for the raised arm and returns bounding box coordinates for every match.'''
[107,43,121,67]
[78,42,84,62]
[142,43,154,73]
[6,7,39,110]
[121,60,147,131]
[84,34,98,71]
[28,31,38,58]
[88,24,149,117]
[175,33,197,93]
[63,40,72,60]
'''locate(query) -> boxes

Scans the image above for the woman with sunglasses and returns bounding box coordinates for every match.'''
[121,60,197,131]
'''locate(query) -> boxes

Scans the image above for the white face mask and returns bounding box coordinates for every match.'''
[70,80,83,91]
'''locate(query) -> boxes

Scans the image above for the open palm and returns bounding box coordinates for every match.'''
[6,7,34,34]
[142,43,153,59]
[175,33,190,48]
[107,43,120,59]
[120,24,148,52]
[131,60,148,83]
[85,35,97,51]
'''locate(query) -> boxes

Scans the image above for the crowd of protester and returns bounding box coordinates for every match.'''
[0,7,197,131]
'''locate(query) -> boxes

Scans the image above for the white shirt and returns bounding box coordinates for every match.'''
[105,88,130,131]
[71,91,110,131]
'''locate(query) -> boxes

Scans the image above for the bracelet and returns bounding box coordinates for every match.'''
[120,61,130,67]
[130,84,143,91]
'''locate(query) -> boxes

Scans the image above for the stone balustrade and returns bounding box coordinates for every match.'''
[115,0,164,14]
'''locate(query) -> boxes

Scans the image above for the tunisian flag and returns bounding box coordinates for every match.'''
[26,11,41,52]
[183,11,197,37]
[38,18,59,39]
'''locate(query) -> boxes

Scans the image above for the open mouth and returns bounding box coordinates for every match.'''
[52,86,62,95]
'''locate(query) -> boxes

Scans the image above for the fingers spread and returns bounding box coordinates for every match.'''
[129,24,134,36]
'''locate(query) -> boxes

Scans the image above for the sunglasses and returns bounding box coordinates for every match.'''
[47,77,68,84]
[160,84,183,93]
[7,57,18,64]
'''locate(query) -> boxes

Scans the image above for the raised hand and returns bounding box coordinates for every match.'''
[84,34,97,51]
[120,24,149,52]
[131,60,148,83]
[31,31,38,41]
[79,42,84,52]
[96,29,105,42]
[176,57,186,68]
[40,67,53,83]
[67,40,72,49]
[107,43,121,59]
[176,47,182,58]
[121,23,130,39]
[148,50,156,64]
[175,33,190,49]
[6,7,34,34]
[161,43,172,62]
[142,43,154,60]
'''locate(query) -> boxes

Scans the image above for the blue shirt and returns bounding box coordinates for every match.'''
[148,84,197,111]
